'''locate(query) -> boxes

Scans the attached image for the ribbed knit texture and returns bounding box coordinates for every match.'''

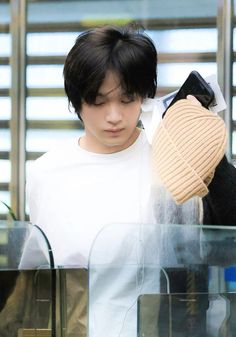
[152,99,227,204]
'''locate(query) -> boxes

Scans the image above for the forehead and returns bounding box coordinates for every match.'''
[98,71,122,97]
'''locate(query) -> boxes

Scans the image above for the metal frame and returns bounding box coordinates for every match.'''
[9,0,27,220]
[217,0,234,161]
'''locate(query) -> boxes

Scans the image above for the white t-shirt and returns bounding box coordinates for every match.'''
[27,130,155,267]
[27,130,155,268]
[26,130,159,337]
[26,130,160,337]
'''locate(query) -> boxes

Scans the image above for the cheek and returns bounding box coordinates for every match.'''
[81,108,100,125]
[127,104,141,121]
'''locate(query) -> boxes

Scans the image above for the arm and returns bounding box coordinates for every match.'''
[203,155,236,225]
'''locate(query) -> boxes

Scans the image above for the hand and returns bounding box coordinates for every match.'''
[186,94,202,107]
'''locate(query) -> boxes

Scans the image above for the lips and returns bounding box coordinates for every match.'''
[105,128,124,133]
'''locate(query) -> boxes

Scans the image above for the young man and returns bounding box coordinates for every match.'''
[26,25,236,337]
[27,25,158,267]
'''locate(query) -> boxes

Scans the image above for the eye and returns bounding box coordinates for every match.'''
[93,101,105,106]
[93,98,106,106]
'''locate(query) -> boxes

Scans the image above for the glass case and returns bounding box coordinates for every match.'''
[0,221,87,337]
[0,221,54,337]
[1,221,236,336]
[89,223,236,337]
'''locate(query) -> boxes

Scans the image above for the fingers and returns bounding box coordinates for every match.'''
[186,94,202,107]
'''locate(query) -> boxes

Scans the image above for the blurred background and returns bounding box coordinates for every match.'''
[0,0,235,220]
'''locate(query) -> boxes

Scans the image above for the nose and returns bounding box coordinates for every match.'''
[105,104,122,124]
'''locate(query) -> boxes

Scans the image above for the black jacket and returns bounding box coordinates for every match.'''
[203,155,236,225]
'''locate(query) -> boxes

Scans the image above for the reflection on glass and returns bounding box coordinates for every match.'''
[0,34,11,57]
[26,97,76,120]
[0,130,11,151]
[0,160,10,183]
[27,32,79,56]
[26,129,84,152]
[158,63,217,87]
[149,28,217,53]
[27,65,64,88]
[0,66,11,88]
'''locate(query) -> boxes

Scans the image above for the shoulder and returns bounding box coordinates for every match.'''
[31,150,64,175]
[27,140,80,189]
[33,140,80,171]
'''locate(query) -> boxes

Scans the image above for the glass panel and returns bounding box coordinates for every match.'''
[0,191,10,213]
[26,97,76,120]
[26,129,84,152]
[0,129,11,151]
[0,221,54,335]
[146,0,217,19]
[0,3,10,24]
[0,160,10,183]
[27,0,217,24]
[149,28,217,53]
[233,131,236,155]
[0,33,11,56]
[0,221,52,270]
[27,65,64,88]
[0,97,11,120]
[25,160,35,215]
[27,32,78,56]
[233,63,236,87]
[138,292,233,337]
[158,62,217,87]
[0,66,11,88]
[233,97,236,121]
[27,0,154,24]
[89,223,236,337]
[234,28,236,51]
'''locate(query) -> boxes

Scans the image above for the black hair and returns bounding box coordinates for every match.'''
[63,24,157,119]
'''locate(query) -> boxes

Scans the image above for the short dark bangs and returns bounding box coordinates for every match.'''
[83,30,157,105]
[63,25,157,116]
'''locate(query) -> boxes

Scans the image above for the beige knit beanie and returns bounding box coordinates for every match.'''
[152,99,227,204]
